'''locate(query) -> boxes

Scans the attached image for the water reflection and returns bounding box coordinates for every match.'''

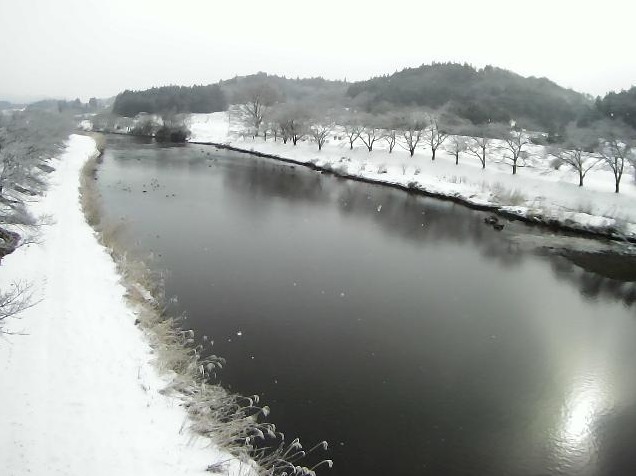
[548,255,636,308]
[594,403,636,474]
[554,377,606,473]
[97,135,636,476]
[219,152,636,300]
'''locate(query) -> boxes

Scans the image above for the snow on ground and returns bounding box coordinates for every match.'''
[0,134,243,476]
[187,111,636,240]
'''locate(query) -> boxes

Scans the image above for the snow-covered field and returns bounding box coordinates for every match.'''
[0,135,242,476]
[188,112,636,240]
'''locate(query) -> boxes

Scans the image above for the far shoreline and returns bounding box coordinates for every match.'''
[94,129,634,246]
[192,140,636,244]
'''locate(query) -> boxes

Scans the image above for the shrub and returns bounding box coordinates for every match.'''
[155,125,190,143]
[550,157,563,170]
[130,118,157,137]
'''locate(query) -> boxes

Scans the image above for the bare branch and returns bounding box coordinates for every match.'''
[0,281,37,334]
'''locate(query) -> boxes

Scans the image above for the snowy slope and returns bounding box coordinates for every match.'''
[187,112,636,240]
[0,135,242,476]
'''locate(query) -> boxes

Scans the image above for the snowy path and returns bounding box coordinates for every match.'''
[0,135,232,476]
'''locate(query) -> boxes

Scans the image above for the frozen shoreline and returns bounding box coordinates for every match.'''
[0,134,241,476]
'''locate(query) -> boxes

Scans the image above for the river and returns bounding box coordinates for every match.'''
[96,134,636,476]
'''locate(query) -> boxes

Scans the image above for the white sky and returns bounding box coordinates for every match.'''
[1,0,634,102]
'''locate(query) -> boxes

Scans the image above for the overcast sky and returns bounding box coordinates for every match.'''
[1,0,634,102]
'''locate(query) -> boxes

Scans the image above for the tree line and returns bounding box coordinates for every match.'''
[595,86,636,129]
[234,78,636,194]
[112,84,227,117]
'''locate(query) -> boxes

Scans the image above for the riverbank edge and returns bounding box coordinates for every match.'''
[1,134,250,475]
[187,139,635,245]
[78,133,281,476]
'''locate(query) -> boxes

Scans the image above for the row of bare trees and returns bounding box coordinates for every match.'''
[0,110,73,332]
[547,123,635,193]
[234,81,635,193]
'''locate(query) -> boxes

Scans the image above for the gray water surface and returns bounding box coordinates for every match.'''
[97,135,636,476]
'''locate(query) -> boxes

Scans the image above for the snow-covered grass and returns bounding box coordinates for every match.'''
[186,111,636,240]
[0,134,250,476]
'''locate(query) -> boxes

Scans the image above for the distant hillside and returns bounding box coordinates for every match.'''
[0,100,25,110]
[110,74,347,117]
[346,63,591,130]
[112,84,227,117]
[109,65,599,130]
[596,86,636,129]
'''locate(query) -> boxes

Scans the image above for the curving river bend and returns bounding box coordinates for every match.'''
[97,135,636,476]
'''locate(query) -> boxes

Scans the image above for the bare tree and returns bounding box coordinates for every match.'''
[467,137,491,169]
[263,120,281,142]
[383,129,397,153]
[360,125,381,152]
[500,129,531,174]
[0,151,22,198]
[286,119,307,146]
[426,117,449,161]
[274,103,310,146]
[399,115,427,157]
[445,136,468,165]
[548,127,599,187]
[340,111,364,150]
[236,81,280,135]
[309,123,334,151]
[379,112,401,153]
[343,123,363,150]
[465,125,502,169]
[597,136,633,193]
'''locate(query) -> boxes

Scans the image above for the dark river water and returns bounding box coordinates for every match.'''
[97,135,636,476]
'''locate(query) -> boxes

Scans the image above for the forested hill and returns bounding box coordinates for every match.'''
[346,63,591,130]
[595,86,636,129]
[112,84,227,117]
[109,65,635,133]
[111,75,346,117]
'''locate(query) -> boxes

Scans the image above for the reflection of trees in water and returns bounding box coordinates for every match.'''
[222,158,525,263]
[548,255,636,308]
[222,159,328,204]
[218,154,635,306]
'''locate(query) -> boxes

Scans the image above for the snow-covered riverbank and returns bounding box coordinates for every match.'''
[0,134,240,476]
[186,112,636,241]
